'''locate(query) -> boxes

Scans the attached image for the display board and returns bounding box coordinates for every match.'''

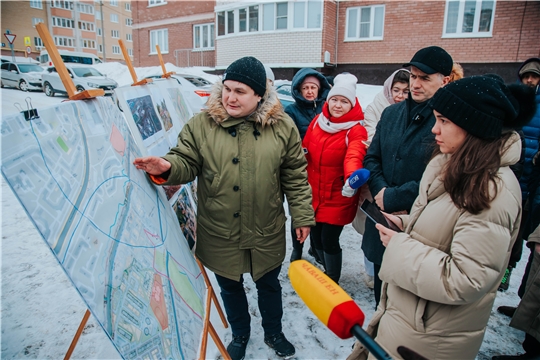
[1,97,205,359]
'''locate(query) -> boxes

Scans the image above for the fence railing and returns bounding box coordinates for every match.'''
[173,49,215,68]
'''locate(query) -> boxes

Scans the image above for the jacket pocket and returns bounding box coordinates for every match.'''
[204,173,221,206]
[198,215,231,240]
[261,214,286,236]
[414,298,427,333]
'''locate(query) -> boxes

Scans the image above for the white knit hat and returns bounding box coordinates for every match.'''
[327,73,358,106]
[264,64,275,82]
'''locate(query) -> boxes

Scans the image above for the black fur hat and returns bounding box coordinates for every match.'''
[429,74,537,139]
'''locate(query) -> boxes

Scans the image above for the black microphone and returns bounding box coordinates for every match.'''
[228,128,237,137]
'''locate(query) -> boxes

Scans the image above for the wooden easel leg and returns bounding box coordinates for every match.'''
[209,321,231,360]
[64,309,91,360]
[196,258,228,328]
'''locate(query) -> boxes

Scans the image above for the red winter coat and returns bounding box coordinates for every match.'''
[303,101,368,225]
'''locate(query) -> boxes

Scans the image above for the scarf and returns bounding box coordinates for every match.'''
[316,100,364,134]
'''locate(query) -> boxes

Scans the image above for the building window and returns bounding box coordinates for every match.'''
[34,37,44,49]
[99,44,103,53]
[128,48,133,56]
[30,0,42,9]
[444,0,495,37]
[293,0,322,29]
[111,30,120,38]
[150,28,168,53]
[125,18,133,26]
[262,2,288,31]
[32,18,44,26]
[149,0,166,6]
[194,23,215,50]
[125,3,131,11]
[54,36,75,47]
[111,14,118,23]
[110,0,118,6]
[53,17,75,29]
[79,21,95,32]
[77,3,94,14]
[126,33,132,41]
[112,45,120,54]
[52,1,73,10]
[346,5,385,41]
[97,28,102,36]
[81,39,96,49]
[96,11,101,20]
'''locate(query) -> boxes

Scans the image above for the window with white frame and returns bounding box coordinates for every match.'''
[34,37,44,49]
[194,23,215,50]
[96,11,101,20]
[346,5,385,41]
[263,2,288,31]
[53,17,75,29]
[111,30,119,38]
[79,21,95,31]
[150,28,168,53]
[149,0,166,6]
[111,14,118,23]
[97,28,102,36]
[52,1,72,10]
[77,3,94,14]
[54,36,75,47]
[32,18,44,26]
[444,0,495,37]
[30,0,42,9]
[293,0,322,29]
[125,18,133,26]
[126,33,132,41]
[110,0,118,6]
[99,44,103,52]
[125,2,131,11]
[112,45,120,54]
[128,48,133,56]
[81,39,95,49]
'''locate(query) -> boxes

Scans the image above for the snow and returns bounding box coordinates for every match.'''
[1,62,529,359]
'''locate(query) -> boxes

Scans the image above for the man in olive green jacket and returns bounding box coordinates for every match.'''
[134,56,314,360]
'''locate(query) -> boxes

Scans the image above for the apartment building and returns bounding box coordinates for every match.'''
[1,0,49,60]
[95,0,133,62]
[1,0,133,63]
[132,0,216,67]
[132,0,538,83]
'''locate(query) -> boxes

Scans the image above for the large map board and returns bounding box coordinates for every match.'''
[1,97,206,359]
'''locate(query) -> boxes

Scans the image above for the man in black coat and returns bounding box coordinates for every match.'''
[361,46,453,306]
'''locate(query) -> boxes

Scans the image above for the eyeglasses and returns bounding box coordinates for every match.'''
[392,88,410,96]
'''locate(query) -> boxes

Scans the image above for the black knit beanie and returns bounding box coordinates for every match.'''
[222,56,267,97]
[429,74,537,139]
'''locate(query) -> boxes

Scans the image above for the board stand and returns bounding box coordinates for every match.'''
[156,45,175,79]
[118,39,152,86]
[35,23,104,100]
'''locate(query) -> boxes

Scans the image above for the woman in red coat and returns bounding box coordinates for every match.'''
[302,73,368,283]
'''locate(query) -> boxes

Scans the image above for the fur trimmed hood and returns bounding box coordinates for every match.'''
[205,80,285,127]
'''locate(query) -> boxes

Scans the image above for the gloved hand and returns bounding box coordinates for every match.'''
[342,178,357,197]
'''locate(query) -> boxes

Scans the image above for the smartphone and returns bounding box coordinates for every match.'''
[360,199,402,232]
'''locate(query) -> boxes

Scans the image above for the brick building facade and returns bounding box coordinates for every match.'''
[132,0,537,84]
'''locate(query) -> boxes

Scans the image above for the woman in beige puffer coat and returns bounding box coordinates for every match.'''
[348,74,537,360]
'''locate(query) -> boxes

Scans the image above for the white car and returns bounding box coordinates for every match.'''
[42,64,118,97]
[1,62,46,91]
[144,74,211,114]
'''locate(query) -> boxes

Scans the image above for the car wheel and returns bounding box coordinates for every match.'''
[19,80,29,92]
[44,82,55,97]
[76,85,85,92]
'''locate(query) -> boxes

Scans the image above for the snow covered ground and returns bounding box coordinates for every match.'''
[1,62,530,359]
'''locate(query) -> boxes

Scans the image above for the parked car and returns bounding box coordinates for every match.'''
[274,80,294,108]
[144,74,212,114]
[42,64,118,97]
[1,62,46,91]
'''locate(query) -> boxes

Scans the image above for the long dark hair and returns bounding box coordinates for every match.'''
[435,132,514,214]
